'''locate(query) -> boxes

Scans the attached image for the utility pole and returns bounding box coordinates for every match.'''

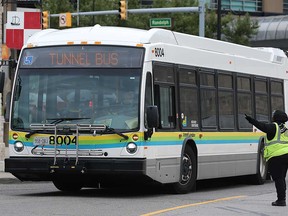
[77,0,80,26]
[217,0,221,40]
[199,0,205,37]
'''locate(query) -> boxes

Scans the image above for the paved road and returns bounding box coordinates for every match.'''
[0,176,287,216]
[1,145,287,215]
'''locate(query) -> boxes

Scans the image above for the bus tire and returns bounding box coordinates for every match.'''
[53,177,83,192]
[169,145,197,194]
[249,140,268,185]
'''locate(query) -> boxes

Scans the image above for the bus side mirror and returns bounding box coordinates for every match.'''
[145,106,159,140]
[0,72,4,93]
[147,105,159,128]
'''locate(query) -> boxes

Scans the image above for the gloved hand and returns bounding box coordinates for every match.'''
[245,114,253,123]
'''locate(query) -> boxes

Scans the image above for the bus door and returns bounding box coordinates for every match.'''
[153,63,176,130]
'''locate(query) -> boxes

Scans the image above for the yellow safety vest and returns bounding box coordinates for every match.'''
[264,123,288,161]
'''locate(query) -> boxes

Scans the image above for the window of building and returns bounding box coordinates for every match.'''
[284,0,288,14]
[221,0,261,12]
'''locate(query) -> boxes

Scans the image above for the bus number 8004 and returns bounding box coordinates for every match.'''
[33,136,77,146]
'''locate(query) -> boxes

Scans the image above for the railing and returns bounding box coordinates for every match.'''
[30,123,107,165]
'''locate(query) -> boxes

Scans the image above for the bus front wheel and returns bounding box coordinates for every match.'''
[169,145,197,194]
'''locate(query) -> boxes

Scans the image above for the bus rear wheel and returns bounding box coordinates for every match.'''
[169,146,197,194]
[249,140,268,184]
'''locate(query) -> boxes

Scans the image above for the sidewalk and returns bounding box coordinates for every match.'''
[0,146,8,172]
[0,147,17,180]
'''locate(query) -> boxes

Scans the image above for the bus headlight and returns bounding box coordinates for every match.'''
[126,142,137,154]
[14,141,24,152]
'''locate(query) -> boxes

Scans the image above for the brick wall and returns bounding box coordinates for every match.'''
[263,0,284,14]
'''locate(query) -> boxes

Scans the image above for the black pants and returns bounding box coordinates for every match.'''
[268,154,288,201]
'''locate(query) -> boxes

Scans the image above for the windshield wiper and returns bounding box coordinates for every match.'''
[47,117,91,124]
[105,126,128,140]
[25,129,38,139]
[25,117,90,139]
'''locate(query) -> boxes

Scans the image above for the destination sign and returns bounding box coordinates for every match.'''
[19,45,144,68]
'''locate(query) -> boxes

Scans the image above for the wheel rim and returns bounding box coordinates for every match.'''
[259,150,267,177]
[180,153,193,185]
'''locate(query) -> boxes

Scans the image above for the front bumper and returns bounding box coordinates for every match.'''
[5,157,146,181]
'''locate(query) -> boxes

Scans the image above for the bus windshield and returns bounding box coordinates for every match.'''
[11,46,143,131]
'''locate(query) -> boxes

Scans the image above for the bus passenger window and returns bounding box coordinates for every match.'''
[156,85,175,129]
[237,76,252,129]
[255,79,268,122]
[219,92,234,129]
[201,89,216,127]
[271,81,284,113]
[218,73,234,129]
[179,87,199,129]
[200,72,216,129]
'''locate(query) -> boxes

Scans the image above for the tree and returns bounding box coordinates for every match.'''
[205,10,232,39]
[41,0,74,28]
[41,0,258,46]
[222,13,259,45]
[78,0,118,27]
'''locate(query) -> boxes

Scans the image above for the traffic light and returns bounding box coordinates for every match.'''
[118,0,127,20]
[42,11,49,29]
[66,12,72,27]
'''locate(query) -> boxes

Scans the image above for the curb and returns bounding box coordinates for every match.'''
[0,177,20,184]
[0,161,4,172]
[0,171,19,183]
[0,161,19,183]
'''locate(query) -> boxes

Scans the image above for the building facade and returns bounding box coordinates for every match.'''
[206,1,288,50]
[209,0,288,15]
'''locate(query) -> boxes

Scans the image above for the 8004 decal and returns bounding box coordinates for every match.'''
[34,136,76,146]
[153,47,165,57]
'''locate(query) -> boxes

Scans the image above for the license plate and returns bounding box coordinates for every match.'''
[34,137,49,145]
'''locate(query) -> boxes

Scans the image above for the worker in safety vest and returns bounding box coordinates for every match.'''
[245,110,288,207]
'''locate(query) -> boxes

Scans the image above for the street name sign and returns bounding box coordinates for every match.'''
[150,18,171,28]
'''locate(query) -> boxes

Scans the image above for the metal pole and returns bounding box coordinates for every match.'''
[217,0,221,40]
[77,0,80,26]
[50,7,200,17]
[93,0,95,25]
[50,7,205,37]
[199,0,205,37]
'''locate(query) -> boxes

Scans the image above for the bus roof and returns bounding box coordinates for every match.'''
[26,24,286,64]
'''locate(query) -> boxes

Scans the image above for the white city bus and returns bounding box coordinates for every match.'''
[4,25,288,193]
